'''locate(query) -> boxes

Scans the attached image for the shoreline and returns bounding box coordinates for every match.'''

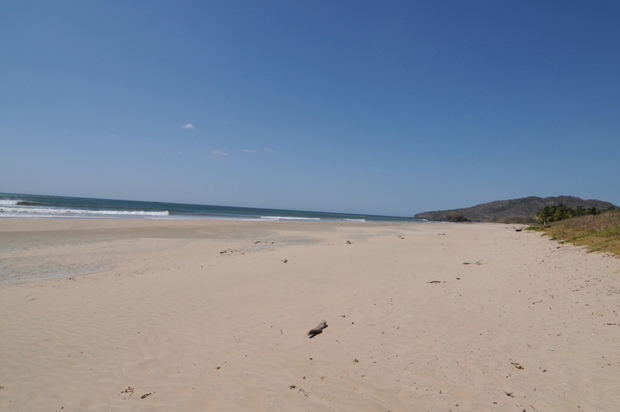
[1,219,619,411]
[0,219,427,284]
[0,193,417,222]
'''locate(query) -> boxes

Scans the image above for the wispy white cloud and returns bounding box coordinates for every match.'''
[244,149,255,153]
[181,124,194,129]
[212,150,228,156]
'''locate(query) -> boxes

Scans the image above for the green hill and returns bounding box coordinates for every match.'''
[414,196,617,223]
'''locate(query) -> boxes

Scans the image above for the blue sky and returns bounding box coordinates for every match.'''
[1,1,619,216]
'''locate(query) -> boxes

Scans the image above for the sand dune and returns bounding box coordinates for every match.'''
[1,219,619,411]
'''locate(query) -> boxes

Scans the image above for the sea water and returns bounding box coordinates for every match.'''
[0,193,418,222]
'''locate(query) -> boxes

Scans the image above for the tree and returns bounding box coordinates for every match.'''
[535,204,603,223]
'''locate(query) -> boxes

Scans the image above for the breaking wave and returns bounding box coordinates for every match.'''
[0,205,170,219]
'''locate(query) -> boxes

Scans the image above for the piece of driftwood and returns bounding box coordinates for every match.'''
[308,320,328,338]
[463,259,483,265]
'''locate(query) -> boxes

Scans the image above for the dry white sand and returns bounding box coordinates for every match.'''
[1,219,619,411]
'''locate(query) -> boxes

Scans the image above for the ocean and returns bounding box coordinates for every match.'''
[0,193,419,222]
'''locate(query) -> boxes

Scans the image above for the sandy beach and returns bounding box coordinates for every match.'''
[1,219,619,411]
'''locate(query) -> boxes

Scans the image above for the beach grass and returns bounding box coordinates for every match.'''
[533,209,620,256]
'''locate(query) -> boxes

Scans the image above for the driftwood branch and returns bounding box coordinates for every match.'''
[462,259,484,265]
[308,320,328,338]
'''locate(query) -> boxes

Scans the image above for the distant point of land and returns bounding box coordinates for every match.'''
[414,196,618,224]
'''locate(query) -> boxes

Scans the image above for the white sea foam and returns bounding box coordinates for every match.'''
[0,206,169,218]
[0,200,21,206]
